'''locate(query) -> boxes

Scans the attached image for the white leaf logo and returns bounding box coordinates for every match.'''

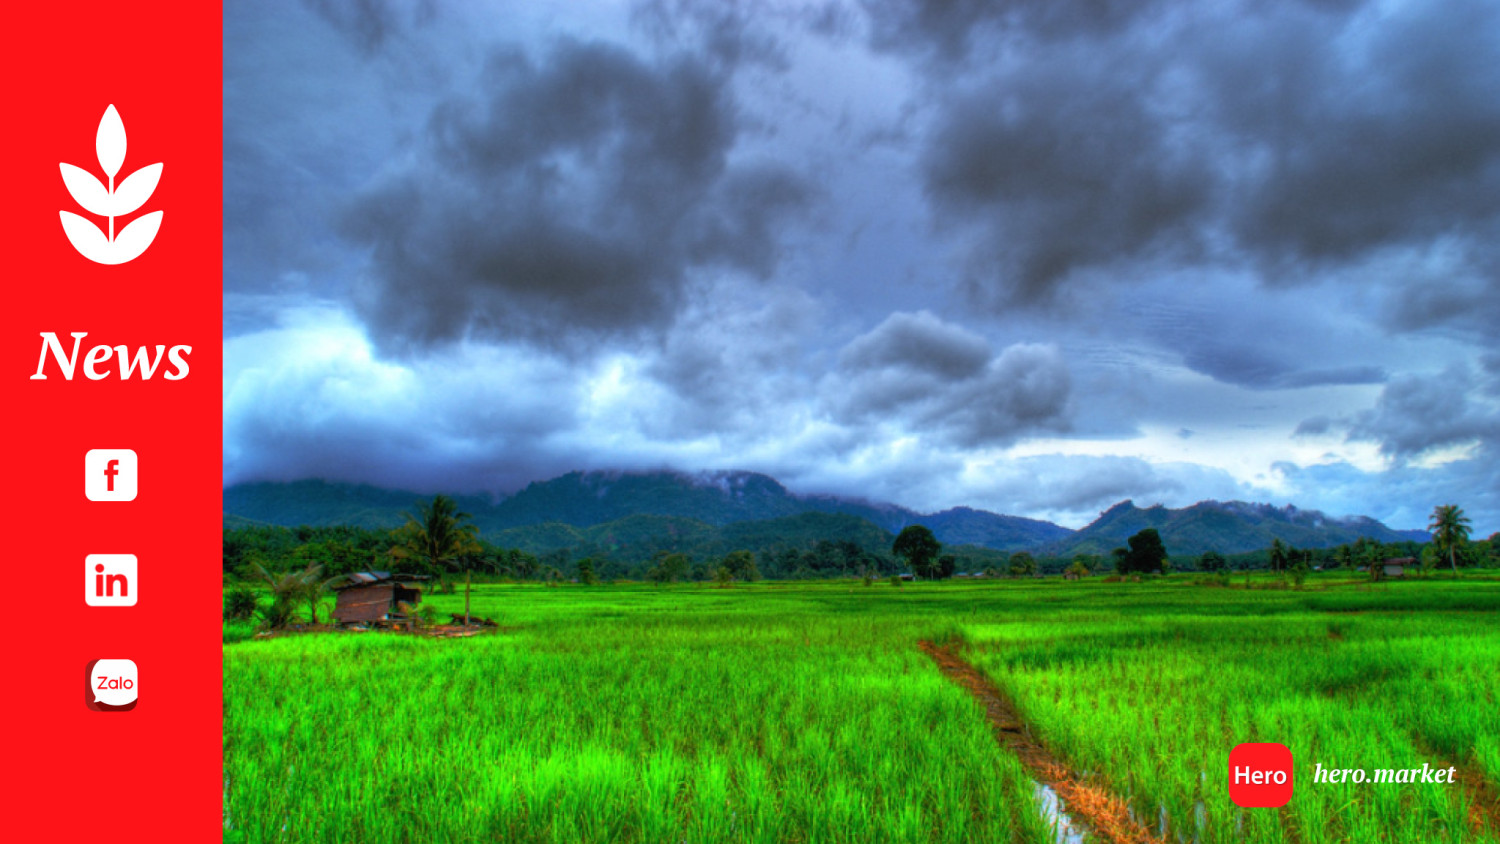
[59,104,163,265]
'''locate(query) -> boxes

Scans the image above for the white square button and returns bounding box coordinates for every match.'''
[85,449,137,501]
[86,554,138,607]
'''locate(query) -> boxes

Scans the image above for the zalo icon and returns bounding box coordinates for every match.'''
[85,659,138,711]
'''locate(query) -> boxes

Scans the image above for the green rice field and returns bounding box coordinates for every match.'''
[223,574,1500,843]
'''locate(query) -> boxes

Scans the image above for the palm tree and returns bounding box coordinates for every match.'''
[1428,504,1472,575]
[1269,538,1288,573]
[251,561,333,627]
[389,495,482,624]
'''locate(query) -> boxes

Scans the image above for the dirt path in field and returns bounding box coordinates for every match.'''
[1409,735,1500,835]
[919,640,1163,844]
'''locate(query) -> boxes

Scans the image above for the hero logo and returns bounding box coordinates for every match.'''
[59,104,163,265]
[29,332,191,381]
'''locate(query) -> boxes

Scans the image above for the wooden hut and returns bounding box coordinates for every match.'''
[332,572,426,627]
[1381,558,1414,578]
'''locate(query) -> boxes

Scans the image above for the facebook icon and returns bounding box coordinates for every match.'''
[85,449,138,501]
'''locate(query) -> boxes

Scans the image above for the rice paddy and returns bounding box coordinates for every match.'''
[223,574,1500,843]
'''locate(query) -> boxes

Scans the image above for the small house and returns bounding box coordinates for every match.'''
[332,572,427,627]
[1382,558,1414,578]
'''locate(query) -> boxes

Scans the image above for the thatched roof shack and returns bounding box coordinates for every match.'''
[332,572,426,626]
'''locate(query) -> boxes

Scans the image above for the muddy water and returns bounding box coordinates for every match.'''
[1033,781,1090,844]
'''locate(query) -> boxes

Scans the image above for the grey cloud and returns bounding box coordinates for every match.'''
[1346,365,1500,460]
[1382,270,1500,341]
[1183,341,1387,390]
[1293,415,1332,437]
[1274,367,1388,390]
[840,310,989,378]
[302,0,436,55]
[831,313,1071,446]
[632,0,790,69]
[223,341,588,493]
[1209,0,1500,273]
[966,454,1253,523]
[892,0,1500,318]
[1273,448,1500,533]
[342,38,813,354]
[861,0,1172,61]
[639,285,820,440]
[1482,354,1500,397]
[921,50,1210,303]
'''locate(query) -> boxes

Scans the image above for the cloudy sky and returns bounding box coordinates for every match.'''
[224,0,1500,532]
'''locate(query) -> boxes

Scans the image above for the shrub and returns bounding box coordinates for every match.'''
[258,596,297,630]
[223,586,258,621]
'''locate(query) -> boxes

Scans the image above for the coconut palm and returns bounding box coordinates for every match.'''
[389,495,482,624]
[250,561,333,627]
[1428,504,1472,575]
[1269,538,1288,573]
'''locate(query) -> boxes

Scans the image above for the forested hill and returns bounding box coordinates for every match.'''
[224,471,1424,557]
[1055,500,1428,557]
[222,471,1069,552]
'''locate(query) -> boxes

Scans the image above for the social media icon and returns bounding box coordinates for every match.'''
[85,448,137,501]
[85,554,137,607]
[1229,742,1294,807]
[85,658,138,711]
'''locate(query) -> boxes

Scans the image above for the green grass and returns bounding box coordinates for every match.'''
[223,573,1500,843]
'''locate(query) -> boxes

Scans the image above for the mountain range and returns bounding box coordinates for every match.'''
[223,469,1427,558]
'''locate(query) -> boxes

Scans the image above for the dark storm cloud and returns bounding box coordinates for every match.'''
[920,50,1211,303]
[831,312,1072,446]
[1382,270,1500,342]
[1345,365,1500,460]
[878,0,1500,322]
[631,0,790,68]
[302,0,436,55]
[342,38,813,353]
[840,310,989,378]
[861,0,1171,61]
[221,1,1500,532]
[1208,0,1500,273]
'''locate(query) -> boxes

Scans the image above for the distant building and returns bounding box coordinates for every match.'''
[1382,558,1414,578]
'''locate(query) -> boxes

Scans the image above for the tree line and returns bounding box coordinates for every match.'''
[226,499,1497,592]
